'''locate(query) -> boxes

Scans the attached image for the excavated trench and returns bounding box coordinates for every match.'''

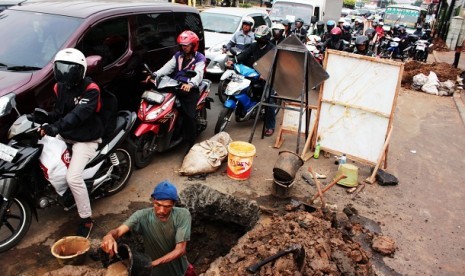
[4,184,398,275]
[3,184,259,275]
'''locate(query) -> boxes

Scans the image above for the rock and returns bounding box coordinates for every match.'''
[372,235,396,256]
[376,169,399,186]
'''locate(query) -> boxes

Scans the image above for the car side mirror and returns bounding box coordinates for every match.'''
[86,55,103,75]
[184,70,197,78]
[311,16,317,24]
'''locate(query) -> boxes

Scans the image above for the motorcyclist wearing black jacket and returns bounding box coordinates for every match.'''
[323,27,345,52]
[227,25,276,136]
[292,18,308,44]
[40,48,104,238]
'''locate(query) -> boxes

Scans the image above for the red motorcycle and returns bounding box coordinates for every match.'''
[128,65,212,168]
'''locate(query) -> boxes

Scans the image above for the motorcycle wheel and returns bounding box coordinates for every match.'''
[0,197,32,252]
[104,148,133,195]
[132,133,156,169]
[414,51,422,61]
[214,108,234,134]
[217,79,229,104]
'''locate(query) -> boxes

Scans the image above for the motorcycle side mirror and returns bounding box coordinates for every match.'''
[86,55,103,75]
[184,70,197,78]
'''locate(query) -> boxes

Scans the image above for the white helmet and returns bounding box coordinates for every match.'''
[53,48,87,87]
[338,17,345,24]
[271,23,285,30]
[242,16,255,28]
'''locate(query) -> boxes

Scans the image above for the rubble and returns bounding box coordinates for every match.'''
[203,211,376,275]
[371,235,396,256]
[376,169,399,186]
[402,61,462,90]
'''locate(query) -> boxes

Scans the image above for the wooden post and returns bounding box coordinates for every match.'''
[366,126,393,184]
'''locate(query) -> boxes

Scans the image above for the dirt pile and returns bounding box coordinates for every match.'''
[402,61,462,89]
[430,37,449,52]
[203,211,375,275]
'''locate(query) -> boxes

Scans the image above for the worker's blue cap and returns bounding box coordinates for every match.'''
[151,180,178,201]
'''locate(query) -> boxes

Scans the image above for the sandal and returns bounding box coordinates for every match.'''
[264,128,274,137]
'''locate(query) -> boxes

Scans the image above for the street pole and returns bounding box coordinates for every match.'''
[452,39,463,68]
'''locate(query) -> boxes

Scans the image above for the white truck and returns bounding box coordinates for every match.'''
[268,0,343,29]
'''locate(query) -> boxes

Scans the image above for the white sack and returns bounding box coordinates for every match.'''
[412,73,428,90]
[179,132,232,176]
[421,71,439,95]
[38,136,70,196]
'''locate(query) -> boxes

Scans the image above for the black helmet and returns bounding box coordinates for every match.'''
[316,20,324,28]
[425,28,431,34]
[281,19,290,26]
[365,28,375,39]
[355,35,369,53]
[295,18,304,24]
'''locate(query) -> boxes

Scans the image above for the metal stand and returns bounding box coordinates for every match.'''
[248,45,312,155]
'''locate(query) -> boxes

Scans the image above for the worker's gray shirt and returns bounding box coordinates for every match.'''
[226,31,255,50]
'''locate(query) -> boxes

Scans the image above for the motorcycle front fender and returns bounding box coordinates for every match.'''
[224,99,237,109]
[133,123,160,137]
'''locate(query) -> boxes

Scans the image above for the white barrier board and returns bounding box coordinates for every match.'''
[317,50,402,164]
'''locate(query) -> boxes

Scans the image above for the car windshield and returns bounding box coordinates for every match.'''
[0,10,82,69]
[269,3,313,24]
[200,12,241,34]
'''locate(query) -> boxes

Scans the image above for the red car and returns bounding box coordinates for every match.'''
[0,0,205,141]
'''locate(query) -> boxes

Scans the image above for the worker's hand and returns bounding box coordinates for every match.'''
[100,234,118,257]
[181,83,192,92]
[226,60,234,67]
[222,46,228,54]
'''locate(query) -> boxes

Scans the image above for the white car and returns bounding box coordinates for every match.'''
[201,7,271,74]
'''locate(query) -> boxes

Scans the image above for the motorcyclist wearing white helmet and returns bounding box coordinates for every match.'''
[223,16,255,53]
[40,48,104,238]
[271,23,285,45]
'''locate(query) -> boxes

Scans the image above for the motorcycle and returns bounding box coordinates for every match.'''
[128,64,212,169]
[413,39,431,62]
[379,37,409,61]
[217,47,243,104]
[215,63,279,134]
[0,93,136,252]
[306,35,324,65]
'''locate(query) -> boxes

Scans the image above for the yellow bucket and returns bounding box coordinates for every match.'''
[227,141,256,180]
[335,163,359,187]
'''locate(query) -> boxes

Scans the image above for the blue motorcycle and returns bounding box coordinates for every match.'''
[214,63,263,134]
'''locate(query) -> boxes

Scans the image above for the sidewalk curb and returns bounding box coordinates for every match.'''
[453,91,465,126]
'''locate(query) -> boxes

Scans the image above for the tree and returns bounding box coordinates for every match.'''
[343,0,355,9]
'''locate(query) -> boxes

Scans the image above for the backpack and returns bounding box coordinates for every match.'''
[99,88,118,140]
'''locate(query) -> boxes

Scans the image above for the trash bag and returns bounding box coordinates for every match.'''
[438,80,455,96]
[179,132,232,176]
[421,71,439,95]
[412,73,428,90]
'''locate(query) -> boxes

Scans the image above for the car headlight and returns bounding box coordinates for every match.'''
[0,94,16,118]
